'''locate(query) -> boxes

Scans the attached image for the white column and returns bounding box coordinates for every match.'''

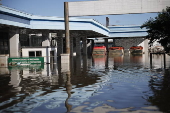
[9,28,20,57]
[61,54,70,72]
[138,38,149,54]
[42,30,50,46]
[143,39,149,54]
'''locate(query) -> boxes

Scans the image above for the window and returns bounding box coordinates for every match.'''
[29,51,42,57]
[29,51,35,57]
[36,51,42,56]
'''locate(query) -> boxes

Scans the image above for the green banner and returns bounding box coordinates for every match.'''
[8,57,44,65]
[8,57,44,70]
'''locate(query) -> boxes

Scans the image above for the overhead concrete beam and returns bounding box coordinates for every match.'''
[68,0,170,16]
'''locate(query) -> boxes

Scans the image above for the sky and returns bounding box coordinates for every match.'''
[1,0,158,26]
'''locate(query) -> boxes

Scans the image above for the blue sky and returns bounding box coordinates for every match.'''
[1,0,158,26]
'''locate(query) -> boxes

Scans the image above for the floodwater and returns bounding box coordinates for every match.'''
[0,53,170,113]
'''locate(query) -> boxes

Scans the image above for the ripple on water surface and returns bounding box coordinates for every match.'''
[0,54,170,113]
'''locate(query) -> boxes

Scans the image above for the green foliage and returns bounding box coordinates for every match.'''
[141,7,170,53]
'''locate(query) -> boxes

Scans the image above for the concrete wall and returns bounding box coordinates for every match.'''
[0,55,9,67]
[68,0,170,16]
[111,38,145,49]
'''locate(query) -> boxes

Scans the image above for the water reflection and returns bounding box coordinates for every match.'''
[150,54,169,69]
[76,55,81,76]
[92,55,106,69]
[130,54,143,63]
[0,54,170,112]
[10,70,22,90]
[148,69,170,112]
[65,71,72,112]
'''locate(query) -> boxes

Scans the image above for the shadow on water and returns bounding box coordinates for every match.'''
[0,54,170,113]
[147,69,170,112]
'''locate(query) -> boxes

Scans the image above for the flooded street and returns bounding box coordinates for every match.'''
[0,53,170,113]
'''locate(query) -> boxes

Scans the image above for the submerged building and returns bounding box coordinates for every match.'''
[0,5,150,75]
[0,5,109,70]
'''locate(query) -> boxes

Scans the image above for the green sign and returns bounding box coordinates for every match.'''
[8,57,44,70]
[8,57,44,65]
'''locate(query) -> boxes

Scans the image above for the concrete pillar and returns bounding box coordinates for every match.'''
[9,28,20,57]
[104,38,108,51]
[72,37,76,55]
[70,36,73,57]
[83,53,87,75]
[57,55,62,75]
[42,30,50,46]
[70,54,74,73]
[143,39,149,54]
[105,55,109,70]
[112,39,115,47]
[46,47,50,64]
[76,37,81,56]
[87,39,92,56]
[76,55,81,76]
[139,38,149,54]
[61,54,70,72]
[82,37,87,55]
[57,36,63,56]
[91,39,94,51]
[28,34,32,46]
[59,31,70,72]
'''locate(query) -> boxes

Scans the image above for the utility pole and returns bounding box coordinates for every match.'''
[64,2,70,54]
[61,2,70,73]
[106,17,109,27]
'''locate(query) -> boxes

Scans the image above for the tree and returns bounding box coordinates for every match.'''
[141,7,170,53]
